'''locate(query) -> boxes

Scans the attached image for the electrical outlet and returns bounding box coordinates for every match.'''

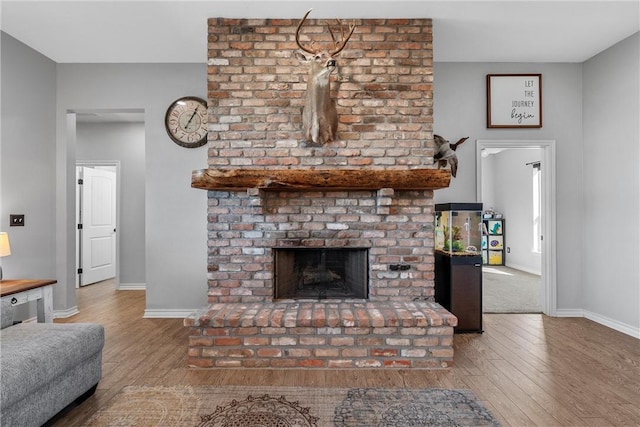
[10,214,25,227]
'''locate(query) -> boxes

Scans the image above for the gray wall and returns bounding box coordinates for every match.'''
[583,32,639,331]
[2,34,207,315]
[2,29,638,334]
[76,121,146,286]
[57,64,208,315]
[480,153,496,215]
[434,62,584,312]
[1,33,57,319]
[484,148,542,275]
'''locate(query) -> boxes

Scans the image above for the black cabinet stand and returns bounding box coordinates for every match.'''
[435,252,483,333]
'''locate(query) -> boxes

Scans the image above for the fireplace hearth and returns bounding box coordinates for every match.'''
[274,248,368,300]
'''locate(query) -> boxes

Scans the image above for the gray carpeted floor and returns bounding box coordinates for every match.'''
[483,266,541,313]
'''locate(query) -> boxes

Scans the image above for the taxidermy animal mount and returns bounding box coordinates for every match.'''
[434,135,469,178]
[294,9,356,146]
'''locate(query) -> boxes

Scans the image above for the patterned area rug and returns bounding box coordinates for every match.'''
[84,385,500,426]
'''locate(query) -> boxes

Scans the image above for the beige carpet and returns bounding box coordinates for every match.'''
[83,385,500,426]
[483,266,541,313]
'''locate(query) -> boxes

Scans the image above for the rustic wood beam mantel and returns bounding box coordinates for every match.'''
[191,168,451,191]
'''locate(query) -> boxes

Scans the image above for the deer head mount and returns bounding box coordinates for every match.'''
[294,9,356,146]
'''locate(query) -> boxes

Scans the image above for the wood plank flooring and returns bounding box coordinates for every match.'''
[52,280,639,426]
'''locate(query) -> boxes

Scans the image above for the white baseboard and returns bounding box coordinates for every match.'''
[118,282,146,291]
[143,309,196,319]
[583,310,640,339]
[142,307,639,338]
[504,262,541,276]
[556,308,639,339]
[53,306,80,319]
[555,308,584,317]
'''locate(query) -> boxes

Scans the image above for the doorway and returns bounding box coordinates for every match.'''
[476,140,557,316]
[72,109,146,291]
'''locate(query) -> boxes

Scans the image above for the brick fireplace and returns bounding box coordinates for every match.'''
[185,16,458,368]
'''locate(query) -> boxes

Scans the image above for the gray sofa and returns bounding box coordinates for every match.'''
[0,301,104,427]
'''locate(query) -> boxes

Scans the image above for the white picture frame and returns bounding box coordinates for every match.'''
[487,74,542,128]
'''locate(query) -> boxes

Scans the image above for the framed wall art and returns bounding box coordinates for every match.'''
[487,74,542,128]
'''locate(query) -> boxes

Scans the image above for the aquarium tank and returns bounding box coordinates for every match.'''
[435,203,483,256]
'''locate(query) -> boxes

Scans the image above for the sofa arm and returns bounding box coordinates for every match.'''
[1,300,13,329]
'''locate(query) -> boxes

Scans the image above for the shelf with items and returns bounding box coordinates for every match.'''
[482,217,505,265]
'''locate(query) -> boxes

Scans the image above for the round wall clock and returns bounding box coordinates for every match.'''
[164,96,208,148]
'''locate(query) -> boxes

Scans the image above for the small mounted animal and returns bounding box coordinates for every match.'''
[434,135,469,178]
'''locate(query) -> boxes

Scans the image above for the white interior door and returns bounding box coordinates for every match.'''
[80,166,117,286]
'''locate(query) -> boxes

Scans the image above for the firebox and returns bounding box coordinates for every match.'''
[274,248,369,300]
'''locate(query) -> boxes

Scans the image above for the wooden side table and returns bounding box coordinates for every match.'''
[0,279,56,323]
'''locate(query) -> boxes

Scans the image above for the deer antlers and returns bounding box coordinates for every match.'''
[295,9,357,56]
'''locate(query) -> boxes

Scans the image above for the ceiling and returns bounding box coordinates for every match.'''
[75,110,145,123]
[1,1,638,64]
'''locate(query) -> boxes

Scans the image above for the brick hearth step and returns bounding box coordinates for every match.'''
[185,301,457,369]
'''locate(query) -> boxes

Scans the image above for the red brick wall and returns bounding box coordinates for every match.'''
[205,17,436,304]
[186,301,457,369]
[206,17,433,166]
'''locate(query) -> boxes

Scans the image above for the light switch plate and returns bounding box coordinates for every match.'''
[10,214,25,227]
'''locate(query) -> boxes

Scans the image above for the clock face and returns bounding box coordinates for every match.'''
[164,96,208,148]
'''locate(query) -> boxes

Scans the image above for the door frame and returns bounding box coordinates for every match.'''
[476,140,557,316]
[76,160,121,289]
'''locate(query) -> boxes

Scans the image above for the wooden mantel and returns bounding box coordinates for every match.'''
[191,168,451,191]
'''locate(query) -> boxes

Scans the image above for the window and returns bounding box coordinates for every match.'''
[532,162,542,253]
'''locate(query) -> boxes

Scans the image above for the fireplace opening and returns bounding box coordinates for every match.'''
[274,248,369,300]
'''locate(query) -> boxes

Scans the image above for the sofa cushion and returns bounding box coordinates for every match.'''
[0,300,13,329]
[0,322,104,409]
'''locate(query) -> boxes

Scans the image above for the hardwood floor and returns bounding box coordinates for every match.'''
[53,280,639,426]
